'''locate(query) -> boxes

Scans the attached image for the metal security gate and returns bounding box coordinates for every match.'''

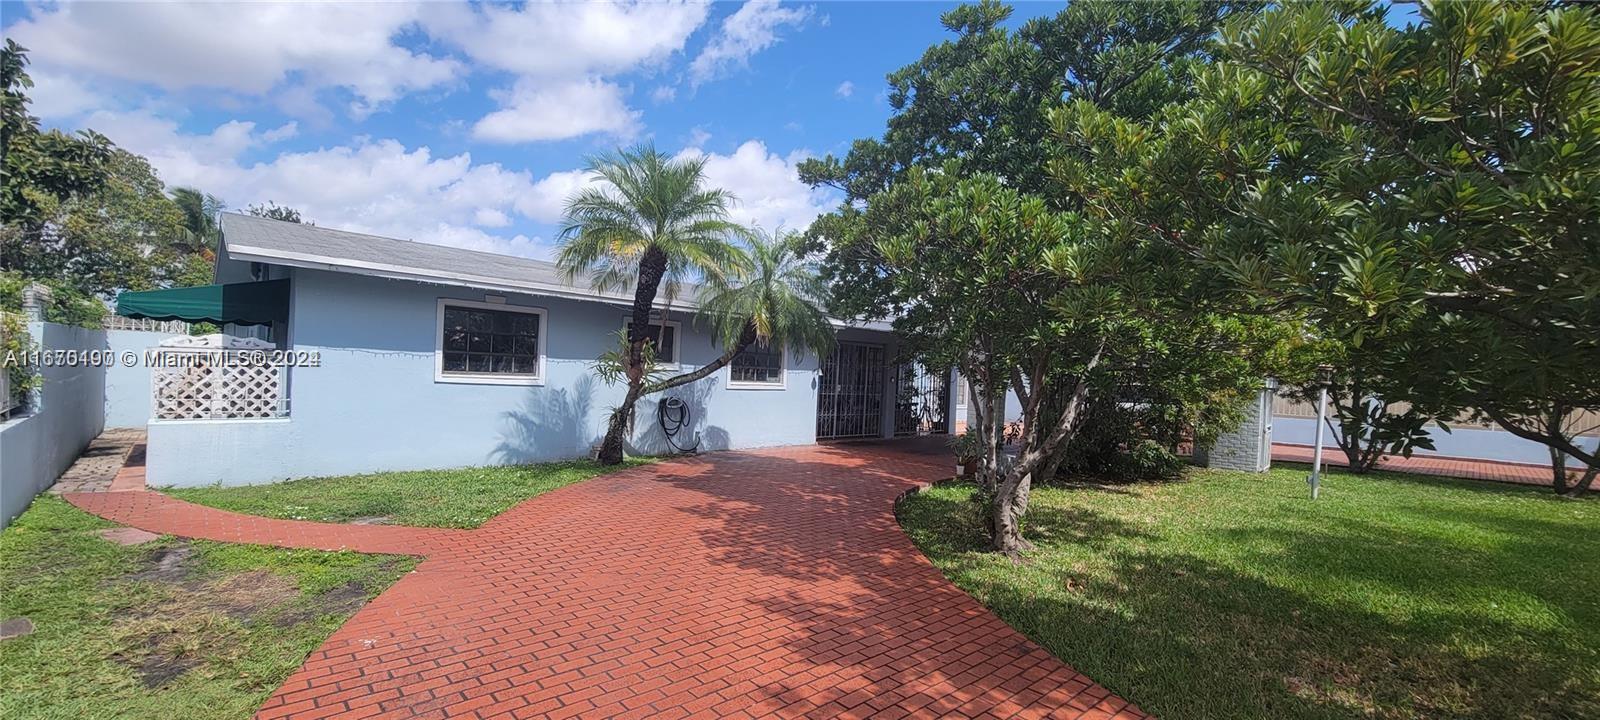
[817,342,886,440]
[894,361,950,436]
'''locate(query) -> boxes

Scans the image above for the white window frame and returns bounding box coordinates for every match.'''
[727,342,787,390]
[618,315,682,369]
[434,298,547,386]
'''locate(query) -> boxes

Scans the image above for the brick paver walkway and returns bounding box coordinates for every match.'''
[65,441,1150,720]
[46,428,146,494]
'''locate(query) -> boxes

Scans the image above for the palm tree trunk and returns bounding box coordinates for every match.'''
[597,245,670,465]
[647,324,757,394]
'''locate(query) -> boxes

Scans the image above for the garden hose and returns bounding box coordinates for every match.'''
[657,396,700,454]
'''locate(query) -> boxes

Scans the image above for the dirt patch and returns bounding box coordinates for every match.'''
[348,516,392,526]
[208,571,301,622]
[124,545,198,584]
[120,636,203,688]
[112,549,303,687]
[273,580,370,628]
[0,617,35,640]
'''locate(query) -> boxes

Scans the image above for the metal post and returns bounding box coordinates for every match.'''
[1308,366,1332,499]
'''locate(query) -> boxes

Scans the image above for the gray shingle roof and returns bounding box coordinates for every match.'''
[218,212,890,330]
[220,212,647,305]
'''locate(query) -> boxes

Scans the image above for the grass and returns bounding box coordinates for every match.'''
[0,496,416,720]
[897,465,1600,720]
[167,458,650,529]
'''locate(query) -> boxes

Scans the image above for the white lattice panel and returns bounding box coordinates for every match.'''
[151,349,287,420]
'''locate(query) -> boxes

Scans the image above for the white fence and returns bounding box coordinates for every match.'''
[151,348,288,420]
[102,315,191,334]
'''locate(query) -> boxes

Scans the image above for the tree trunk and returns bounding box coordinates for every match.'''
[596,245,670,465]
[1550,445,1572,495]
[647,324,757,394]
[988,339,1103,554]
[1565,465,1599,499]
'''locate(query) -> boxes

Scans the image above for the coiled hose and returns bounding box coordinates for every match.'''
[657,396,700,454]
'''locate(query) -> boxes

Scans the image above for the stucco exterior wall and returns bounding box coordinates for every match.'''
[147,269,842,487]
[1,322,107,528]
[103,329,183,428]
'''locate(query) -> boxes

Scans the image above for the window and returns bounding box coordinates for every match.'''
[956,374,969,408]
[436,299,545,385]
[729,341,785,388]
[620,316,680,367]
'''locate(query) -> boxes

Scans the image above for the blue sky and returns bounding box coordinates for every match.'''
[2,0,1075,260]
[2,1,1414,261]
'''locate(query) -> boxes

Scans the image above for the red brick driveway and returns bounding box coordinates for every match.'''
[68,441,1149,720]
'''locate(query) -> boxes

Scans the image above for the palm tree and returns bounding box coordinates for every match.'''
[169,186,224,256]
[649,228,835,395]
[557,144,747,464]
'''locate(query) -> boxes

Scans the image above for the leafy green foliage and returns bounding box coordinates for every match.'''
[1,42,218,309]
[245,201,308,225]
[556,144,771,464]
[680,227,834,371]
[1055,0,1600,492]
[1,309,39,409]
[802,1,1292,551]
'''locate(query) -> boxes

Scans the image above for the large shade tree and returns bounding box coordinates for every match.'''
[802,1,1291,553]
[1056,0,1600,494]
[556,144,747,464]
[2,41,217,306]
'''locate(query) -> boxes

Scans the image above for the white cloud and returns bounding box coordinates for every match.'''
[76,109,575,258]
[651,85,679,104]
[689,0,813,88]
[687,127,713,149]
[517,169,596,225]
[223,140,564,258]
[23,69,104,118]
[472,78,641,144]
[418,1,710,144]
[422,1,710,79]
[835,81,854,98]
[7,2,461,112]
[680,140,837,232]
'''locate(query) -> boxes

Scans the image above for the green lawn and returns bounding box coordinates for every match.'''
[0,496,415,720]
[2,459,641,718]
[898,466,1599,720]
[167,459,649,529]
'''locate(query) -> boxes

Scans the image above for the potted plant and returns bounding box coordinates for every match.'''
[949,431,982,477]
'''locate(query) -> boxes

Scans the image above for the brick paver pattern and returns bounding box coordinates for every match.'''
[65,441,1151,720]
[46,428,145,494]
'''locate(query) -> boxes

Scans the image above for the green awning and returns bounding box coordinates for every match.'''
[116,279,288,327]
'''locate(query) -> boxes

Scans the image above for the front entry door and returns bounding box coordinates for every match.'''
[817,342,886,440]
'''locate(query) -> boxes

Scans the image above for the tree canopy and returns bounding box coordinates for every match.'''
[1055,0,1600,493]
[801,1,1296,551]
[1,41,218,315]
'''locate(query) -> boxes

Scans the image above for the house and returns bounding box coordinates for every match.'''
[115,213,957,487]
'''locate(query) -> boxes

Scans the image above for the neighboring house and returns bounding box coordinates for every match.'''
[1272,396,1600,468]
[116,214,957,487]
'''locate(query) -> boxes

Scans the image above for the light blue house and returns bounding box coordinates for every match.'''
[118,214,956,487]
